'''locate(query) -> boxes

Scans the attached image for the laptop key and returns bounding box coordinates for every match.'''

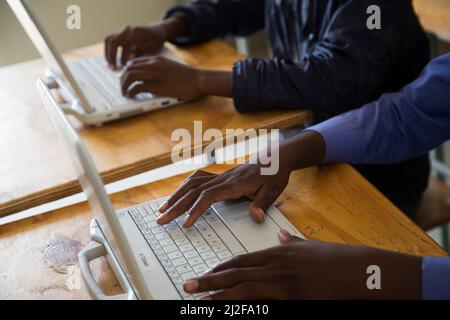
[172,276,183,285]
[148,220,158,228]
[201,251,216,260]
[153,247,165,256]
[196,244,211,254]
[216,250,232,260]
[174,237,189,246]
[144,205,154,214]
[183,228,201,239]
[191,238,207,247]
[156,232,170,241]
[169,230,184,240]
[172,257,188,267]
[183,250,199,259]
[151,226,165,235]
[188,257,204,267]
[179,244,194,252]
[181,271,197,281]
[165,224,179,233]
[138,207,147,217]
[128,208,140,218]
[168,250,183,260]
[160,239,174,247]
[166,264,176,273]
[205,257,221,268]
[176,264,193,275]
[149,241,160,249]
[211,244,226,253]
[197,225,213,235]
[192,263,208,274]
[163,245,178,254]
[144,233,154,241]
[161,258,173,268]
[206,236,223,247]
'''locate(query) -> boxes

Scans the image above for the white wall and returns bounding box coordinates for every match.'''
[0,0,177,67]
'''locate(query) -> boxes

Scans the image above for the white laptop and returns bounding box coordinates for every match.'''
[38,78,304,300]
[9,0,184,126]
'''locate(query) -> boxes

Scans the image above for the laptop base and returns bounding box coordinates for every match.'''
[40,77,181,127]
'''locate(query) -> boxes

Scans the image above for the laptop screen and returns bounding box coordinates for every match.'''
[37,78,144,298]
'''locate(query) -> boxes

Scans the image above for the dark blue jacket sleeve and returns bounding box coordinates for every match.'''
[164,0,265,45]
[310,53,450,164]
[232,0,427,115]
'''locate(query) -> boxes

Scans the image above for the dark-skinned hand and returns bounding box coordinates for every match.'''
[157,131,327,229]
[182,230,422,300]
[119,56,205,100]
[105,24,167,69]
[157,162,292,229]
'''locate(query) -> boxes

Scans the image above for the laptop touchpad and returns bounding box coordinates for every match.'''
[212,201,282,253]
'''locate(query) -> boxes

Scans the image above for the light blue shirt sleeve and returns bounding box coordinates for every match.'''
[309,53,450,300]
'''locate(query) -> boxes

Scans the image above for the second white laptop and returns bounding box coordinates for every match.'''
[9,0,185,126]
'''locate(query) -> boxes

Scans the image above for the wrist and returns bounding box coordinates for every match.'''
[195,69,233,98]
[160,15,188,41]
[358,248,422,300]
[280,131,326,173]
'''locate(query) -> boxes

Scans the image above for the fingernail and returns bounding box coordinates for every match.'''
[201,296,212,300]
[256,208,266,222]
[278,229,292,242]
[158,201,169,213]
[156,214,166,225]
[184,279,199,293]
[203,268,213,276]
[183,216,192,229]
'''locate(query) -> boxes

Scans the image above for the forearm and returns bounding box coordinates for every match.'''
[280,131,327,173]
[164,1,265,46]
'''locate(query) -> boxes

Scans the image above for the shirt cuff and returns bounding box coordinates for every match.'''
[307,113,364,164]
[422,256,450,300]
[232,60,251,112]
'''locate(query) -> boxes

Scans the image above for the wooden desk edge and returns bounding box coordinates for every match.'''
[0,110,310,217]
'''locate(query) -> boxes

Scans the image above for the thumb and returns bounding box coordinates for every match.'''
[278,229,305,245]
[249,184,281,224]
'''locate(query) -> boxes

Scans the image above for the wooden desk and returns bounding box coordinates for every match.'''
[0,163,445,300]
[414,0,450,42]
[0,39,309,217]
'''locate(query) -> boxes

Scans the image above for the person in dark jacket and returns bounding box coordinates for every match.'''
[105,0,431,217]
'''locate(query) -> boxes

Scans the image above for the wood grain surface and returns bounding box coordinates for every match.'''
[0,39,309,217]
[0,163,446,300]
[414,0,450,41]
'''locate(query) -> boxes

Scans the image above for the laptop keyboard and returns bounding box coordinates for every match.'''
[129,199,247,300]
[69,56,153,109]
